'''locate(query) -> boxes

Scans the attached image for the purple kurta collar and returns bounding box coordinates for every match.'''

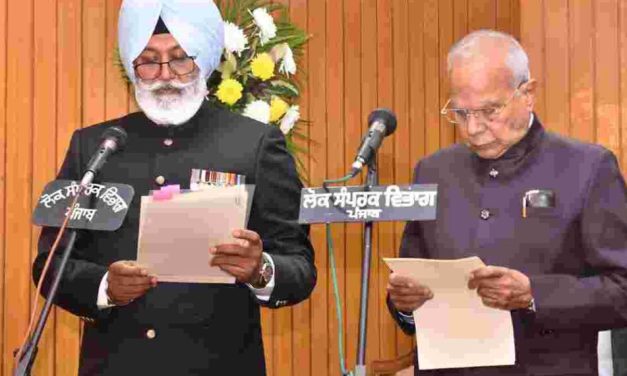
[471,113,545,181]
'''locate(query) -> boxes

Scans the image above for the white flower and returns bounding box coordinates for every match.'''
[243,100,271,124]
[224,22,248,56]
[279,45,297,76]
[280,105,300,134]
[251,8,277,45]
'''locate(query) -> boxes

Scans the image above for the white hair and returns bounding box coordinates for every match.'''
[447,29,530,88]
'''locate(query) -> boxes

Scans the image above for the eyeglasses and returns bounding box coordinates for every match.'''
[133,56,197,80]
[440,81,527,125]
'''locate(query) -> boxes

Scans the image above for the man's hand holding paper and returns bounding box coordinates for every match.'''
[468,265,533,311]
[106,260,158,306]
[384,257,516,370]
[387,273,433,313]
[210,229,263,285]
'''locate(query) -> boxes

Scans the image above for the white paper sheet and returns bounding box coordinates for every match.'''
[137,187,251,283]
[384,257,516,370]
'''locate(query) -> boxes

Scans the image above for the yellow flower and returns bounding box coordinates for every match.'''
[215,78,243,105]
[250,53,275,81]
[269,97,289,122]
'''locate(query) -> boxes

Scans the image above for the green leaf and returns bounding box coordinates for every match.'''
[269,80,300,97]
[293,154,311,185]
[286,142,309,154]
[219,51,238,80]
[266,87,298,98]
[290,131,309,141]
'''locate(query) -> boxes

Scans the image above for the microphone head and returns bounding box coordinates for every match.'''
[368,108,397,136]
[102,126,128,150]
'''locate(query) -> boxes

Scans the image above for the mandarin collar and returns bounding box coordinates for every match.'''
[471,113,545,180]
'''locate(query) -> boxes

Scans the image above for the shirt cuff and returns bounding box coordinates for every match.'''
[247,252,275,301]
[398,310,415,324]
[97,272,115,309]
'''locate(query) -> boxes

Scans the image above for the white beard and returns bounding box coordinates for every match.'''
[134,76,208,126]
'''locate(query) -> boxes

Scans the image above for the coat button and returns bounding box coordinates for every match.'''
[155,176,165,185]
[146,329,156,339]
[163,138,173,147]
[480,209,491,220]
[489,168,499,178]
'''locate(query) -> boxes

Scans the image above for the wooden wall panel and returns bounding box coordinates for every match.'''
[0,0,6,371]
[308,0,331,374]
[55,2,83,375]
[306,1,328,375]
[82,0,107,126]
[423,0,441,156]
[521,0,627,174]
[408,0,426,189]
[0,1,520,375]
[595,0,621,157]
[544,0,569,136]
[569,0,595,143]
[390,0,410,359]
[344,0,365,369]
[439,0,455,149]
[31,0,58,374]
[271,3,292,375]
[325,1,346,374]
[358,0,381,365]
[105,0,128,119]
[4,0,34,374]
[621,0,627,172]
[288,0,311,373]
[401,0,426,356]
[520,1,546,121]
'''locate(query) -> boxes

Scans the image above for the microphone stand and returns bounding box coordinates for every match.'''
[354,157,378,376]
[15,127,128,375]
[13,230,78,376]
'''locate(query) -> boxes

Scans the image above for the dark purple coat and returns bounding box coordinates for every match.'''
[390,116,627,375]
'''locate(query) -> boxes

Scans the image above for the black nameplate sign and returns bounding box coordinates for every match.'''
[33,180,134,231]
[298,184,437,224]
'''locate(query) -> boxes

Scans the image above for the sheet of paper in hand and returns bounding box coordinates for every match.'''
[383,257,516,370]
[137,185,254,283]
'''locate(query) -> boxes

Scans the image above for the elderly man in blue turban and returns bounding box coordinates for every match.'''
[33,1,316,374]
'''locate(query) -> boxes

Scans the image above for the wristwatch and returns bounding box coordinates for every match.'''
[253,253,274,288]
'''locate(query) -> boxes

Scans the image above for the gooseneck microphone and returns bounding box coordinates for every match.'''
[80,126,128,186]
[350,108,397,176]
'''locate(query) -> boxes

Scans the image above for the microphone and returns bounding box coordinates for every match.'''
[350,108,397,176]
[80,126,128,186]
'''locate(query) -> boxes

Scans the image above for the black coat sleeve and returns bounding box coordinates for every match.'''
[248,126,316,308]
[387,162,428,335]
[32,130,110,320]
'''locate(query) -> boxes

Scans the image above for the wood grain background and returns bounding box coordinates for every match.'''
[0,1,625,375]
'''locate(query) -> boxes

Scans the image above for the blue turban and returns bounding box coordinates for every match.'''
[118,0,224,83]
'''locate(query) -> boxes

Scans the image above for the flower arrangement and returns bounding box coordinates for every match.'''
[210,0,310,177]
